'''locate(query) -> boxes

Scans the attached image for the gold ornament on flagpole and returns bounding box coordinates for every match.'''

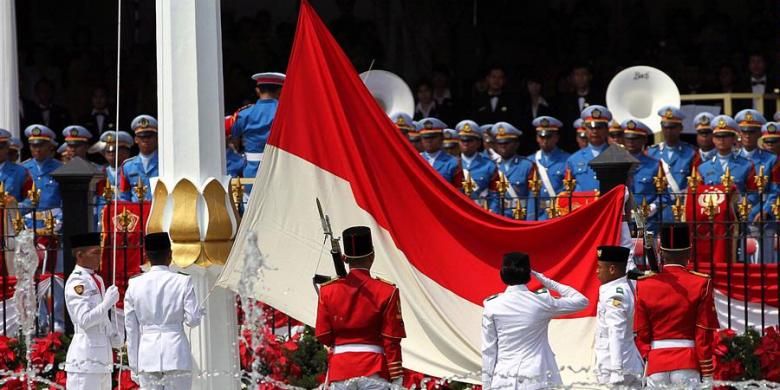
[687,169,701,189]
[545,198,562,219]
[771,196,780,218]
[103,179,115,202]
[496,171,510,196]
[27,182,40,208]
[513,201,526,220]
[133,176,147,201]
[705,196,719,220]
[562,169,575,192]
[0,182,6,209]
[43,211,55,236]
[12,212,24,234]
[737,196,751,222]
[638,197,651,220]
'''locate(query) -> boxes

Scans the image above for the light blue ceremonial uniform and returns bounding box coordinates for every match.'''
[698,153,758,214]
[232,99,278,181]
[527,116,570,220]
[421,151,459,182]
[647,142,696,222]
[118,152,158,202]
[491,155,535,218]
[22,158,62,210]
[0,129,29,202]
[226,147,246,177]
[455,120,496,202]
[566,144,607,192]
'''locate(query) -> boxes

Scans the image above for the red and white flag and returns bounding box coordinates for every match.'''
[217,0,626,381]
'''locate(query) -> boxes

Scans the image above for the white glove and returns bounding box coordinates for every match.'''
[532,271,553,287]
[647,202,658,217]
[103,285,120,307]
[130,371,140,384]
[609,372,624,385]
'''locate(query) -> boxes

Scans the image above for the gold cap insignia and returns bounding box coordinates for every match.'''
[746,112,754,121]
[627,121,636,129]
[32,127,42,136]
[718,119,727,129]
[424,121,433,129]
[769,124,777,132]
[396,117,406,125]
[106,135,115,142]
[541,118,550,127]
[70,129,80,137]
[592,109,601,118]
[498,126,506,135]
[139,118,149,128]
[699,116,710,125]
[463,123,472,132]
[665,108,674,119]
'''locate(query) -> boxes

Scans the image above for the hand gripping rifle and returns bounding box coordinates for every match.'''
[313,198,348,285]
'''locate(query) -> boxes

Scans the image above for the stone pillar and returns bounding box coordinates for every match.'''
[589,144,639,194]
[152,0,239,388]
[0,0,20,137]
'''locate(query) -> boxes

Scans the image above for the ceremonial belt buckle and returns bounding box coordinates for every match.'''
[650,339,694,349]
[333,343,384,355]
[245,152,264,162]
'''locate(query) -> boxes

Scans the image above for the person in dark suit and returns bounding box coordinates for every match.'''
[738,52,778,115]
[471,65,522,129]
[24,78,72,149]
[79,87,115,141]
[413,80,445,122]
[556,64,605,153]
[517,76,554,155]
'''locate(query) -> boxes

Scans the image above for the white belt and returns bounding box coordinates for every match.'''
[333,343,384,354]
[651,339,694,349]
[142,324,184,333]
[245,152,264,162]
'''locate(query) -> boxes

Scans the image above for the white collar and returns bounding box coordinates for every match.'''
[461,153,476,164]
[601,276,626,289]
[751,75,767,82]
[74,264,95,274]
[150,265,169,272]
[140,151,157,161]
[506,284,529,293]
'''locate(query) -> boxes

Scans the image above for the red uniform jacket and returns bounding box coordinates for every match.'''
[634,264,719,377]
[315,269,406,382]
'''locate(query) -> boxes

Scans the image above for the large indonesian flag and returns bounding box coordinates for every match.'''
[217,0,625,382]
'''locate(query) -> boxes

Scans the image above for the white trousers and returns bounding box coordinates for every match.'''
[66,372,111,390]
[646,369,700,388]
[329,375,389,390]
[138,370,192,390]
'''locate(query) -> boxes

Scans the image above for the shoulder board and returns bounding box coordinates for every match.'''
[637,271,657,280]
[375,277,396,286]
[534,288,548,295]
[320,277,340,287]
[72,270,82,275]
[485,293,501,301]
[235,103,253,113]
[177,271,189,276]
[649,144,660,149]
[688,270,711,278]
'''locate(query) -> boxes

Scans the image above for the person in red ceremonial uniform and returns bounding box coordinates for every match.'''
[634,223,719,388]
[315,226,406,389]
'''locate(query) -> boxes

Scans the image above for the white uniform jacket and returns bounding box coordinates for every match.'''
[481,278,589,389]
[64,264,122,373]
[594,277,644,382]
[124,265,202,373]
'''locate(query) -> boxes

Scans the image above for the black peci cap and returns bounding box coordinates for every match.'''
[596,245,630,264]
[660,223,691,251]
[342,226,373,259]
[144,232,171,252]
[69,232,101,249]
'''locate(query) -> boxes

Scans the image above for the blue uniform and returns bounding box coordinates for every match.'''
[628,153,669,231]
[565,143,608,192]
[226,147,246,177]
[232,99,278,181]
[0,161,30,202]
[528,147,570,220]
[118,153,158,202]
[647,142,696,222]
[697,153,757,206]
[458,152,497,202]
[490,155,535,218]
[22,158,62,210]
[739,148,776,220]
[421,151,459,183]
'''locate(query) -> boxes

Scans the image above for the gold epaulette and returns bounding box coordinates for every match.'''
[637,271,657,280]
[688,270,711,278]
[485,293,501,301]
[375,277,396,286]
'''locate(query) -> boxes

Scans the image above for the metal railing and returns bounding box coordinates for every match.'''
[680,92,780,116]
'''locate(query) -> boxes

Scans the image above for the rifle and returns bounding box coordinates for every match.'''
[313,198,347,285]
[631,206,660,275]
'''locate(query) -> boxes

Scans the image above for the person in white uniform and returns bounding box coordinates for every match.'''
[481,252,590,389]
[64,232,123,389]
[594,246,644,387]
[124,232,203,389]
